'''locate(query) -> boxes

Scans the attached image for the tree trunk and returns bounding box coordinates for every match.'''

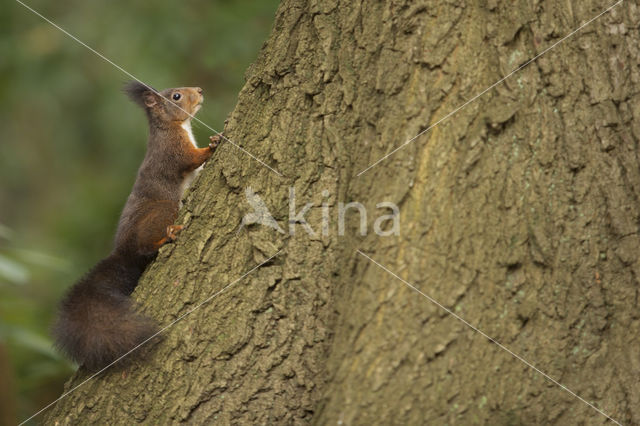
[46,0,638,424]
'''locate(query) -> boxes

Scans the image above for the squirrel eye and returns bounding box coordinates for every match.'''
[172,93,181,101]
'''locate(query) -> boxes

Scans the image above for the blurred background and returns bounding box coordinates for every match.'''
[0,0,280,422]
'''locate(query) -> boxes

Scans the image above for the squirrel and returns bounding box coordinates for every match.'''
[53,81,222,371]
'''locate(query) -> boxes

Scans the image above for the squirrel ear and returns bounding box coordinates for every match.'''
[142,91,157,107]
[124,81,158,109]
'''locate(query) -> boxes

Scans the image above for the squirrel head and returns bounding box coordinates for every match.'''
[124,81,203,124]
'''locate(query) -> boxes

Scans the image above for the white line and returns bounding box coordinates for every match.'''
[356,250,622,425]
[357,0,624,176]
[14,0,282,177]
[19,250,281,425]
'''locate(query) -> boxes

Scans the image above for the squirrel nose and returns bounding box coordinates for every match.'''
[196,87,203,94]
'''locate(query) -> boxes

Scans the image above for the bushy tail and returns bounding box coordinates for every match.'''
[53,253,156,371]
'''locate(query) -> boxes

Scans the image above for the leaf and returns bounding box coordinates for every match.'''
[14,248,70,272]
[6,326,61,360]
[0,254,29,285]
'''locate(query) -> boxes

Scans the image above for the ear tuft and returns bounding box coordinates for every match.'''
[123,81,157,109]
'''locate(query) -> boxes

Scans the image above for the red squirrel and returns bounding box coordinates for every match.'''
[53,81,222,371]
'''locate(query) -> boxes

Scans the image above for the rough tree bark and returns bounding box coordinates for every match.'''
[46,0,638,424]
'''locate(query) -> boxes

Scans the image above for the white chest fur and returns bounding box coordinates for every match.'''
[180,120,204,201]
[181,120,198,148]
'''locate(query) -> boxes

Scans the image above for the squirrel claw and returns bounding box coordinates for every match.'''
[209,134,223,151]
[166,225,183,241]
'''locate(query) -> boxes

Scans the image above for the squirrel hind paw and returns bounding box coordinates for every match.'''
[166,225,183,241]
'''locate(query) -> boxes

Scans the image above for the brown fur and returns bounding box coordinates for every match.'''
[53,81,220,371]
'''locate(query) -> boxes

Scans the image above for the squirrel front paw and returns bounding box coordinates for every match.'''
[209,134,223,151]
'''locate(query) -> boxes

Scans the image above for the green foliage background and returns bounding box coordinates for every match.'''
[0,0,280,422]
